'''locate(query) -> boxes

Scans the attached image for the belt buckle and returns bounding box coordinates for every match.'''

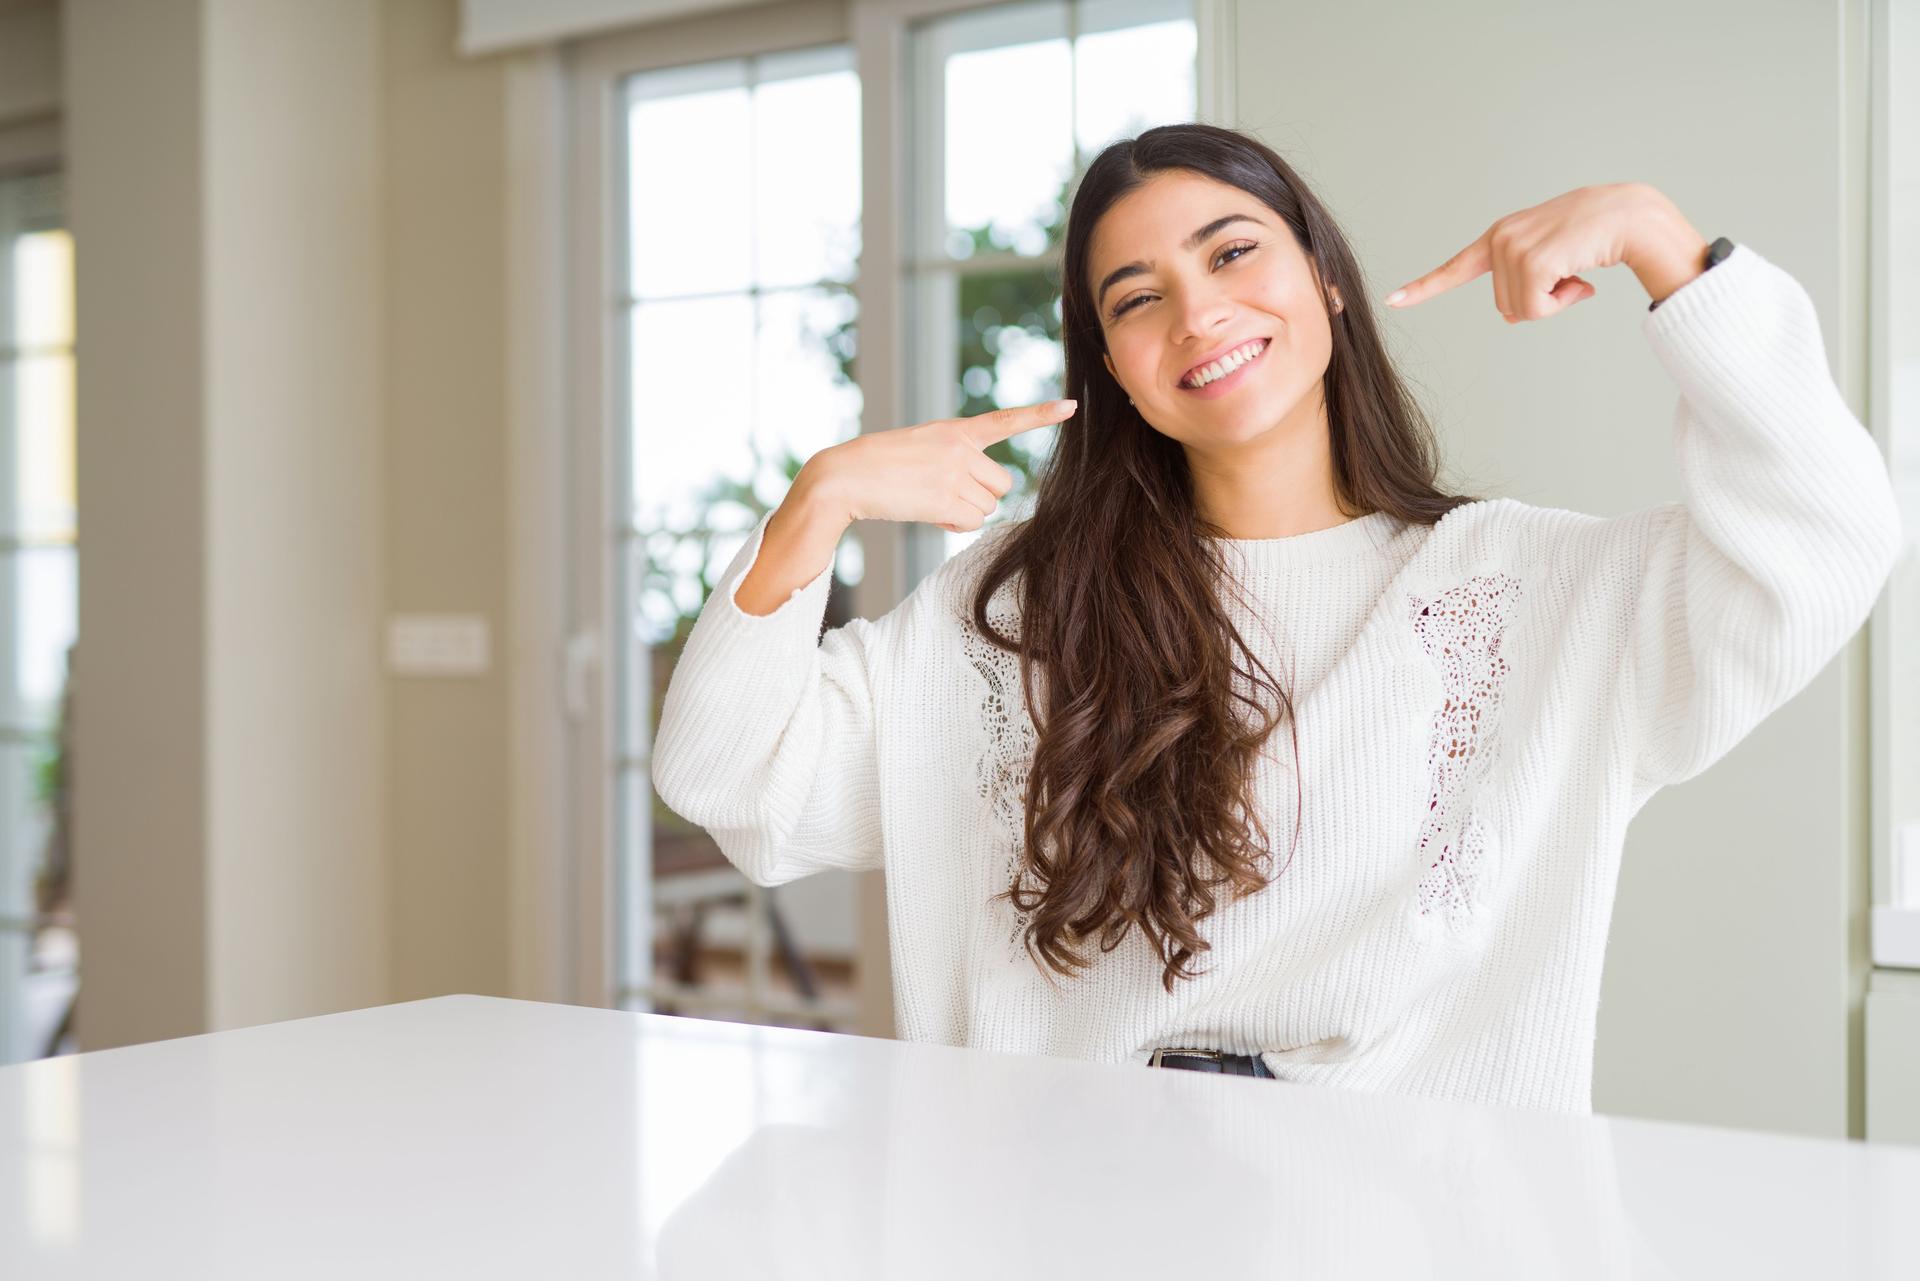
[1149,1046,1226,1069]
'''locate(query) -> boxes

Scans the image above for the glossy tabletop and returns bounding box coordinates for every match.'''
[3,995,1917,1278]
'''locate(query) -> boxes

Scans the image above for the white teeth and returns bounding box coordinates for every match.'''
[1185,339,1266,388]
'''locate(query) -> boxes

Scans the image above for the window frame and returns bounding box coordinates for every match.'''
[1866,0,1918,955]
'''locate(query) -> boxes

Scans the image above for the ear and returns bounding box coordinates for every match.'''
[1103,351,1118,385]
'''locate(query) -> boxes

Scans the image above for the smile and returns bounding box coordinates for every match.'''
[1178,337,1269,394]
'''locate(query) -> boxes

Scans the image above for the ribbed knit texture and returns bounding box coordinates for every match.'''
[651,243,1904,1113]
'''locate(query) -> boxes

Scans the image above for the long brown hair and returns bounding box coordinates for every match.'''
[968,122,1478,993]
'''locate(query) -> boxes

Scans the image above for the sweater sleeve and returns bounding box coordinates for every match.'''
[649,508,887,887]
[1614,242,1903,794]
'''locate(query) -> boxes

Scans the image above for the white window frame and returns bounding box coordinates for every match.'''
[504,0,1231,1027]
[1866,0,1919,964]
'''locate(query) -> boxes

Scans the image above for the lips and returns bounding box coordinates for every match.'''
[1179,336,1270,390]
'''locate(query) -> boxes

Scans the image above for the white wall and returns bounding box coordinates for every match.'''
[1232,0,1876,1138]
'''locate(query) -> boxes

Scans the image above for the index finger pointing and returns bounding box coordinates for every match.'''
[1384,230,1494,308]
[961,399,1077,449]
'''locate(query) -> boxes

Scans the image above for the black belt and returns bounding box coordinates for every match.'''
[1147,1047,1277,1078]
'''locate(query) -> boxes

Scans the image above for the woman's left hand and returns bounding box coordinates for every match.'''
[1382,182,1711,322]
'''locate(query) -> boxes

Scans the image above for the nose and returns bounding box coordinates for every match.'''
[1169,281,1234,347]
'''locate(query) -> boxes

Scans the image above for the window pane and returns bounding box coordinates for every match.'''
[941,27,1073,259]
[938,266,1063,561]
[628,293,756,532]
[0,548,76,730]
[754,288,861,488]
[924,1,1194,263]
[0,739,65,1065]
[628,73,753,299]
[752,64,861,288]
[2,355,77,543]
[0,740,51,916]
[1074,15,1198,154]
[952,269,1064,418]
[11,231,73,348]
[626,288,859,538]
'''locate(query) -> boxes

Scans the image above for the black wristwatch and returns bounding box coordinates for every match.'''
[1647,235,1735,312]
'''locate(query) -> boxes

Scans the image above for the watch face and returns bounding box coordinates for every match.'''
[1707,236,1735,266]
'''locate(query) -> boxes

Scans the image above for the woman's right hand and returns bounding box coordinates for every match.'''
[803,399,1077,533]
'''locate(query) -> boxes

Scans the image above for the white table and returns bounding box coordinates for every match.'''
[3,994,1916,1278]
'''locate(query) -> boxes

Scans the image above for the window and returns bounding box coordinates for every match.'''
[615,46,866,1029]
[904,0,1198,580]
[0,169,76,1066]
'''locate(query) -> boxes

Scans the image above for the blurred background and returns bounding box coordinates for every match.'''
[1,0,1917,1146]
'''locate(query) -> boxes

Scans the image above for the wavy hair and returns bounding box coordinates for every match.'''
[968,122,1479,993]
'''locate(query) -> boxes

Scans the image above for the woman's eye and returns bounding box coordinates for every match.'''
[1110,243,1255,319]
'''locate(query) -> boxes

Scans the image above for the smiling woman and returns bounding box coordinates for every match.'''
[965,123,1480,993]
[652,117,1899,1111]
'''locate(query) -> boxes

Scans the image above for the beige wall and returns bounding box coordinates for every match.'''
[66,0,523,1048]
[67,0,212,1051]
[382,0,514,1003]
[68,0,391,1047]
[1232,0,1875,1138]
[202,0,389,1030]
[64,0,524,1050]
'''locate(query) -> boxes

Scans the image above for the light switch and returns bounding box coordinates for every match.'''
[387,614,491,676]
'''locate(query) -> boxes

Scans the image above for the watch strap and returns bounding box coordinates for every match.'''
[1647,235,1735,312]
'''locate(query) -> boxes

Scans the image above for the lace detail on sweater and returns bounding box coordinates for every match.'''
[960,603,1043,956]
[1408,573,1522,929]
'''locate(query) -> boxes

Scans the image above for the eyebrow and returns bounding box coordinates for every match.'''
[1095,213,1268,312]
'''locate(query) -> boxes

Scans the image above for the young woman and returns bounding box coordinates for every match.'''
[651,123,1902,1112]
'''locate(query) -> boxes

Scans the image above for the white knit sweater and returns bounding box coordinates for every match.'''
[651,242,1903,1114]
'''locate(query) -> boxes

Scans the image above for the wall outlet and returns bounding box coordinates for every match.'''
[387,614,491,676]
